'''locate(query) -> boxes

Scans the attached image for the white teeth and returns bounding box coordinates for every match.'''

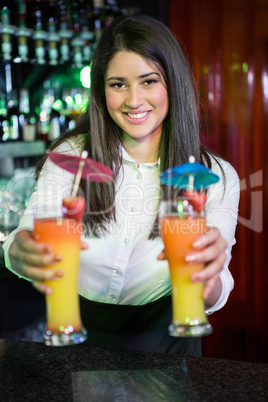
[127,112,148,119]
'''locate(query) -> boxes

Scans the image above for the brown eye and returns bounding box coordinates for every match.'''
[143,79,158,86]
[110,83,125,89]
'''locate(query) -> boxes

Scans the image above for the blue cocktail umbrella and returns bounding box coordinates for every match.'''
[160,156,219,190]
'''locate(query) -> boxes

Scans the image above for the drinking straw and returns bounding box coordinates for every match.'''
[177,199,184,216]
[187,156,195,192]
[71,150,88,197]
[177,156,195,217]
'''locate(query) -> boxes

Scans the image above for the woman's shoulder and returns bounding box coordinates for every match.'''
[207,154,239,183]
[205,153,240,206]
[53,134,86,156]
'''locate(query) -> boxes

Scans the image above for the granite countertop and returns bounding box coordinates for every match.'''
[0,338,267,401]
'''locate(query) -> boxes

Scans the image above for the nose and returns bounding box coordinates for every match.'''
[125,86,144,109]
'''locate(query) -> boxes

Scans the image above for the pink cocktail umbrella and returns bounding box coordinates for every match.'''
[48,150,113,196]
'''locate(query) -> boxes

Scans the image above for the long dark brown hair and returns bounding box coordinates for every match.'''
[36,14,219,239]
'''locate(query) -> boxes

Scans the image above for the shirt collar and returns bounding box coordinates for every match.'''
[121,145,160,167]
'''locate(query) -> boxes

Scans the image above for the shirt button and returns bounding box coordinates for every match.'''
[124,238,129,244]
[116,269,120,275]
[136,174,141,179]
[130,207,135,212]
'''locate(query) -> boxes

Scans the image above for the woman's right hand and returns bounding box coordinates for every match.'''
[8,230,63,295]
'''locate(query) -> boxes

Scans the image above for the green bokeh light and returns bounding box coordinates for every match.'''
[242,62,248,73]
[65,96,73,107]
[53,99,63,111]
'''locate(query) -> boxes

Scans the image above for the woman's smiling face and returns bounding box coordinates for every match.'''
[105,51,169,144]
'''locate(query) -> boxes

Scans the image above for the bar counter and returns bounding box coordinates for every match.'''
[0,338,267,401]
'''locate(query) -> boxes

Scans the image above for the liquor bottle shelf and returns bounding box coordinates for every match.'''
[0,140,46,159]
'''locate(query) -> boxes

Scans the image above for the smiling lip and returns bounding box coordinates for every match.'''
[124,111,150,124]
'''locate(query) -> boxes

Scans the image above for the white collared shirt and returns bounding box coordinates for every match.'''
[3,136,240,313]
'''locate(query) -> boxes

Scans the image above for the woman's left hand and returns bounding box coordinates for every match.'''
[157,227,227,308]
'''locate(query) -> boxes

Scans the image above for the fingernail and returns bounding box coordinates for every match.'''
[54,254,62,261]
[192,240,203,248]
[185,254,196,262]
[55,270,64,278]
[191,274,200,282]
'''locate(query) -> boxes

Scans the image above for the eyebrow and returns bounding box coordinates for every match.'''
[106,72,160,81]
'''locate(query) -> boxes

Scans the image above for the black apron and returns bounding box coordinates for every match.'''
[79,295,202,356]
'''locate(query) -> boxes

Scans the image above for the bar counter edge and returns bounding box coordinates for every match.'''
[0,338,267,401]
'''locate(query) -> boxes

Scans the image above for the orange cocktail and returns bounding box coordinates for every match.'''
[34,216,87,346]
[159,199,212,337]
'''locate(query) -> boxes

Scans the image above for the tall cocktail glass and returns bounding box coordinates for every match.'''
[159,198,212,337]
[33,211,87,346]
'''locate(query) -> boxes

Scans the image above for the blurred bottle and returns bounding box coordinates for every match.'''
[32,0,47,64]
[37,80,51,143]
[48,107,61,144]
[19,88,36,141]
[47,80,62,144]
[7,89,21,141]
[0,93,10,142]
[62,88,76,130]
[58,0,73,63]
[0,4,16,61]
[47,0,60,65]
[71,1,84,67]
[15,0,32,63]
